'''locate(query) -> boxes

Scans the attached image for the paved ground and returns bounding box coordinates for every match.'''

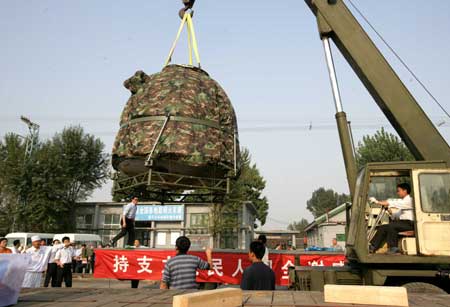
[68,276,160,289]
[16,287,450,307]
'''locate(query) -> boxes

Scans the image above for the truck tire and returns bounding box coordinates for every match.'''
[402,282,447,294]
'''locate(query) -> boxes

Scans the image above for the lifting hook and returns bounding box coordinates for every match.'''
[179,0,195,19]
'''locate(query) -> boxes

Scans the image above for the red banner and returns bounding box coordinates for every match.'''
[299,254,346,267]
[94,249,295,286]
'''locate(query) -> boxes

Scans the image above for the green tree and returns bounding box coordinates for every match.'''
[356,127,414,169]
[0,133,27,234]
[306,187,350,218]
[287,218,309,235]
[0,126,108,233]
[210,147,269,247]
[225,148,269,224]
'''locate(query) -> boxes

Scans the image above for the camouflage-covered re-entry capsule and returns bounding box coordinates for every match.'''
[112,64,240,181]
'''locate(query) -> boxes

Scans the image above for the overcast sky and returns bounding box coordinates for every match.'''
[1,0,449,229]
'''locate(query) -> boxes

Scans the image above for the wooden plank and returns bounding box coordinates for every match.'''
[292,292,318,306]
[244,291,273,307]
[272,292,294,307]
[324,285,408,307]
[309,291,326,305]
[173,288,242,307]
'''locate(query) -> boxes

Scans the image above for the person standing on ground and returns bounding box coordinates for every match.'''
[257,234,270,266]
[110,196,139,247]
[44,239,62,287]
[22,236,52,288]
[90,244,99,274]
[11,239,21,254]
[160,236,212,290]
[79,244,89,273]
[240,241,276,291]
[55,236,75,287]
[85,244,94,273]
[134,239,141,248]
[0,238,12,254]
[130,240,141,288]
[74,244,82,273]
[330,238,343,252]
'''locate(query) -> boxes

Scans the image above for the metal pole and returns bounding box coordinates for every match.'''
[321,37,357,197]
[322,37,344,113]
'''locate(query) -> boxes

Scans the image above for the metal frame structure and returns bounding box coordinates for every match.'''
[114,169,228,192]
[20,115,39,160]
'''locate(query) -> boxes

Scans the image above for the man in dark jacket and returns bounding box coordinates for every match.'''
[240,241,275,290]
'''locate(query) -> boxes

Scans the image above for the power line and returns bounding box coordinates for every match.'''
[346,0,450,119]
[266,217,291,226]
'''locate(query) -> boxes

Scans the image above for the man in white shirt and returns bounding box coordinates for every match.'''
[44,239,62,287]
[369,183,414,254]
[22,236,52,288]
[110,196,138,247]
[257,234,270,266]
[55,236,75,287]
[11,240,21,254]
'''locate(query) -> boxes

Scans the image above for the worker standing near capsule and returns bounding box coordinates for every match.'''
[112,1,240,194]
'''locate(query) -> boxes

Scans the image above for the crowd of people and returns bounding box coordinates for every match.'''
[2,233,277,291]
[0,235,101,288]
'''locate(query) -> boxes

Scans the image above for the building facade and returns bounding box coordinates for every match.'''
[75,201,257,249]
[304,203,347,249]
[254,230,300,249]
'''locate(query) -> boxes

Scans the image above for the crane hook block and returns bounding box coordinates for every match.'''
[179,0,195,19]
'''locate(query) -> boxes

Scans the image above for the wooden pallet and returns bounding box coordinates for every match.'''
[17,288,450,307]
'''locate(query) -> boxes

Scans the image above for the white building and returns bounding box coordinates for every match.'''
[304,203,347,249]
[75,201,257,250]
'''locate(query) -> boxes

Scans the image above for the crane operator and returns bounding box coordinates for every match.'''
[368,183,414,254]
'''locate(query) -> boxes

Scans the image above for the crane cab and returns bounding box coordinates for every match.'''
[346,161,450,264]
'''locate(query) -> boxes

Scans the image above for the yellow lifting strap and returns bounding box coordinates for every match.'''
[164,12,201,67]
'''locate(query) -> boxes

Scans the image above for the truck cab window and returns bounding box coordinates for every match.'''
[368,176,411,201]
[419,173,450,213]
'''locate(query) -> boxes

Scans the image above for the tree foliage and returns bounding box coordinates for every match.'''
[306,187,350,218]
[356,127,414,169]
[287,218,309,235]
[0,126,108,234]
[209,147,269,246]
[225,148,269,224]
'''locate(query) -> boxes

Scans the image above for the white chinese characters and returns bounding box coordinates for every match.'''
[281,259,294,280]
[208,258,224,276]
[231,259,244,277]
[137,256,153,274]
[113,255,129,273]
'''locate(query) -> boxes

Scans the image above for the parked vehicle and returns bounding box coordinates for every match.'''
[53,233,102,246]
[5,232,54,249]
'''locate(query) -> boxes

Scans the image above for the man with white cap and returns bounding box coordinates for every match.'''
[22,236,52,288]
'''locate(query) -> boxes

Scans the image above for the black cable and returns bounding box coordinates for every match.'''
[266,217,291,225]
[347,0,450,119]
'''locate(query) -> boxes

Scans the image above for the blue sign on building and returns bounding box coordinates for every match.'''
[134,205,184,221]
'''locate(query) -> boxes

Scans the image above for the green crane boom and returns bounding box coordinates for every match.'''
[305,0,450,166]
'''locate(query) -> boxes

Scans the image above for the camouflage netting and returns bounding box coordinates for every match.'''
[112,64,240,179]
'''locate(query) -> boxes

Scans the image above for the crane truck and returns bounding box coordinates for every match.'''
[289,0,450,293]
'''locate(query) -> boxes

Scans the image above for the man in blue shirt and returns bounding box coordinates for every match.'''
[111,196,138,247]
